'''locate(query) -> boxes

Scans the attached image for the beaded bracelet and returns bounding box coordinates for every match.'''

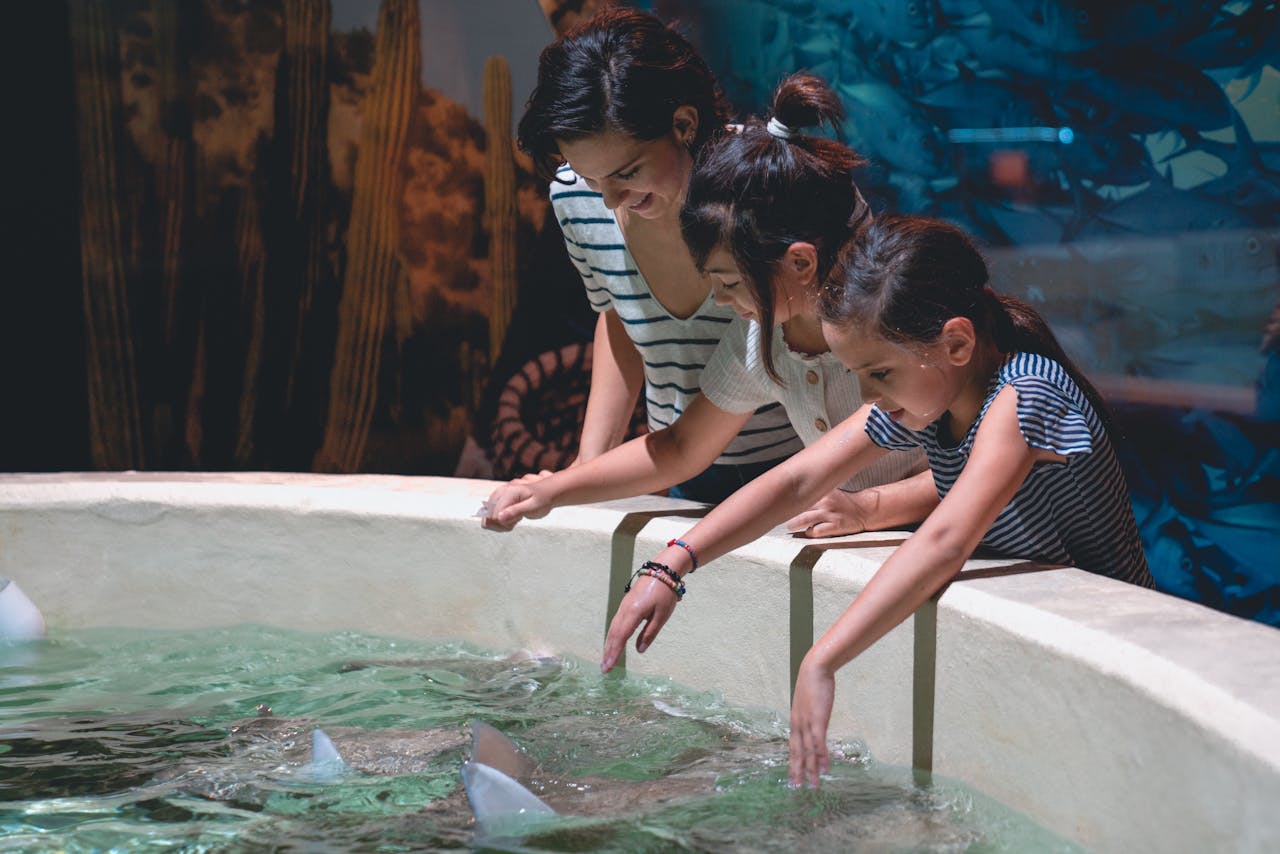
[624,562,686,600]
[666,539,699,572]
[641,560,683,586]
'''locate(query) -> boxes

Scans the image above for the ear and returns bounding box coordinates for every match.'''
[671,105,699,146]
[783,242,819,289]
[939,317,977,366]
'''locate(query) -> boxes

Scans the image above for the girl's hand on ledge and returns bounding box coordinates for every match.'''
[784,488,869,538]
[479,482,550,532]
[601,575,679,673]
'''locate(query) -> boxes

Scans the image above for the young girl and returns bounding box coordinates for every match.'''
[484,74,934,537]
[603,215,1155,787]
[515,8,799,501]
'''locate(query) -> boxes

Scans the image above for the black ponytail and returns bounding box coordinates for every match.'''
[681,73,868,383]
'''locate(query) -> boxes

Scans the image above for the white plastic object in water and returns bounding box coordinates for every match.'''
[0,578,47,640]
[461,760,555,830]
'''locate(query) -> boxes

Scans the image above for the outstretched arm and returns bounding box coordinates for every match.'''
[575,310,646,464]
[480,393,751,531]
[789,386,1063,786]
[601,405,891,670]
[784,469,939,538]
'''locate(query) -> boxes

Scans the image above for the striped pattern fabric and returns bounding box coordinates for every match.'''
[550,166,801,466]
[701,317,928,491]
[865,352,1153,587]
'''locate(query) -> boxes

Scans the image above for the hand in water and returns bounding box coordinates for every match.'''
[784,488,870,538]
[600,575,680,672]
[478,482,551,532]
[789,653,836,788]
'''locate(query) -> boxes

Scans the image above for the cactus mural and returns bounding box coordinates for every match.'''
[484,54,518,371]
[313,0,420,473]
[233,186,268,468]
[150,0,201,465]
[69,0,145,470]
[249,0,337,469]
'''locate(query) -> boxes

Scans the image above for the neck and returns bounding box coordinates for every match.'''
[781,307,828,356]
[945,341,1006,441]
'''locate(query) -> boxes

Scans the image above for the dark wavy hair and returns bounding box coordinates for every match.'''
[820,215,1112,428]
[680,73,869,383]
[516,8,731,183]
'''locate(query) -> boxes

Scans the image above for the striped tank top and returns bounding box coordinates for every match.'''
[549,166,801,466]
[865,352,1153,587]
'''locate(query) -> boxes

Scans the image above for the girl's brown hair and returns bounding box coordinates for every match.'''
[821,215,1113,428]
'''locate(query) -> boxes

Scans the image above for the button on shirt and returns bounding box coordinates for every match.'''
[700,318,927,491]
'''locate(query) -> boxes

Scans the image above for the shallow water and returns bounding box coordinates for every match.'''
[0,626,1083,852]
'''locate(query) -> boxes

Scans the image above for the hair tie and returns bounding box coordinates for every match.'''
[766,116,796,140]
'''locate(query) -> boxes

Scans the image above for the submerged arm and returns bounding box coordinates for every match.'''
[789,386,1061,786]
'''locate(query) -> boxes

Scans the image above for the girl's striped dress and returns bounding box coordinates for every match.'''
[865,352,1154,587]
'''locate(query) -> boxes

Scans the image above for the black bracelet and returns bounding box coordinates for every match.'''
[624,563,687,600]
[641,560,683,587]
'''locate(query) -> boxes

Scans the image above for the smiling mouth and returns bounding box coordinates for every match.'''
[629,193,653,212]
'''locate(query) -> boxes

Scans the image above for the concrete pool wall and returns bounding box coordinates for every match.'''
[1,472,1277,852]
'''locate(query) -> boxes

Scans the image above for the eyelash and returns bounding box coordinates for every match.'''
[869,370,890,381]
[616,167,639,180]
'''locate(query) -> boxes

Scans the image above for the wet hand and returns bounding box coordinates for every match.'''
[478,482,550,532]
[600,575,679,673]
[785,489,869,538]
[789,653,836,788]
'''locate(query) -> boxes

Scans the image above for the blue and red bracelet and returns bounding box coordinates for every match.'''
[666,539,699,572]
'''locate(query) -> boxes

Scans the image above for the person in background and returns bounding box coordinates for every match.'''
[603,215,1155,787]
[484,73,934,534]
[515,8,799,502]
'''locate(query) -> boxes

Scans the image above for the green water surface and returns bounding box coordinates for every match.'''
[0,625,1084,852]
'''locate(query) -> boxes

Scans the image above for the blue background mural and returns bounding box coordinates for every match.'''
[627,0,1279,624]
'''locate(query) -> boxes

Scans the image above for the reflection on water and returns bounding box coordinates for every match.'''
[0,625,1081,852]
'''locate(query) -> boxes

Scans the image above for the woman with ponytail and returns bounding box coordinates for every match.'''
[484,73,935,540]
[606,214,1155,787]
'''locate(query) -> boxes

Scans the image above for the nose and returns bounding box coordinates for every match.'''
[711,285,733,307]
[856,376,881,406]
[598,181,627,211]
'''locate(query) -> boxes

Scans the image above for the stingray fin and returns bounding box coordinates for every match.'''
[0,578,47,641]
[470,720,539,779]
[461,760,556,830]
[305,728,350,780]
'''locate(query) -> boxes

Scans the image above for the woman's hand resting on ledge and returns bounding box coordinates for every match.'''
[478,481,552,532]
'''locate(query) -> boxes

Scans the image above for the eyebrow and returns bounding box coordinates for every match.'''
[604,157,641,178]
[572,156,641,182]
